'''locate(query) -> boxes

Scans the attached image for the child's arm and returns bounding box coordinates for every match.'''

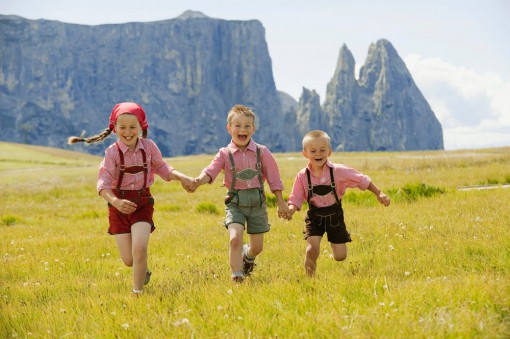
[194,172,212,188]
[367,181,391,206]
[100,189,137,214]
[169,170,196,193]
[273,190,290,219]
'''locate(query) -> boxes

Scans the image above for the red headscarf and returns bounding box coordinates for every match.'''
[108,102,149,132]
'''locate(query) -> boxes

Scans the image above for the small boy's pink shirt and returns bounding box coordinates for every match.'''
[288,160,371,210]
[97,138,174,193]
[202,140,284,192]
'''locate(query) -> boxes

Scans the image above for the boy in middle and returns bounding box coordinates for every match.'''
[194,104,290,282]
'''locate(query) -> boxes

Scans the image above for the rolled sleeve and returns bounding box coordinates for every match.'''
[358,175,371,190]
[260,146,284,192]
[202,149,225,184]
[97,147,117,194]
[336,164,371,191]
[148,140,174,181]
[287,171,306,210]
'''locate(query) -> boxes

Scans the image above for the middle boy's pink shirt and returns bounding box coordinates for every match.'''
[202,140,284,192]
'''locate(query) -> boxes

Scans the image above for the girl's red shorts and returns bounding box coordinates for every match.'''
[107,189,156,235]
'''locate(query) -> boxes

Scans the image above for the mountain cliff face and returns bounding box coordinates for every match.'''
[0,12,286,155]
[0,13,443,155]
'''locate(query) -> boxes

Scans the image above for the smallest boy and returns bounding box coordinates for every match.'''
[287,130,390,276]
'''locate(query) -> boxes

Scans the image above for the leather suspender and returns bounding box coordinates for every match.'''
[306,167,340,205]
[115,142,148,191]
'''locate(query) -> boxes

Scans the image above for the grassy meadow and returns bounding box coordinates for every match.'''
[1,141,509,338]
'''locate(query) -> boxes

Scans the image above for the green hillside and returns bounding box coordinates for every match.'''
[1,141,509,338]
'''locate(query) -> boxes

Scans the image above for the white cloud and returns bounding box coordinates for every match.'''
[404,54,510,150]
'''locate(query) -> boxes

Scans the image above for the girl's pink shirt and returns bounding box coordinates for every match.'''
[288,160,371,210]
[202,140,284,192]
[97,138,174,193]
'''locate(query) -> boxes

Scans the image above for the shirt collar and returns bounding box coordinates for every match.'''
[306,159,334,172]
[228,139,256,153]
[117,139,145,154]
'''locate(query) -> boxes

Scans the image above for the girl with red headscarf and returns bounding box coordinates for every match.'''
[69,102,195,296]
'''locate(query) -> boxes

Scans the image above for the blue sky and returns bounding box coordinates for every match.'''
[1,0,509,150]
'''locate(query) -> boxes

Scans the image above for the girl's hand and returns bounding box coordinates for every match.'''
[112,198,137,214]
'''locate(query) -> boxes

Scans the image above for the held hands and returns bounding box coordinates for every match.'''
[285,205,297,221]
[180,175,197,193]
[277,201,290,220]
[180,175,209,193]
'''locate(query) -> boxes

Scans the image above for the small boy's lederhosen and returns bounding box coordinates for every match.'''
[108,142,155,235]
[224,144,270,234]
[304,167,352,244]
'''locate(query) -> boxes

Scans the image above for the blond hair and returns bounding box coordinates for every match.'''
[302,130,331,149]
[227,104,256,125]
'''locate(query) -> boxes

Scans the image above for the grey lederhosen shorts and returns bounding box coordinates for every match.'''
[224,202,270,234]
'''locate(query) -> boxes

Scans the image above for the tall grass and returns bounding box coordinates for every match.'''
[1,142,509,337]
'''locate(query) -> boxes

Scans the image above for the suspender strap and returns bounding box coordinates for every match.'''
[115,142,148,191]
[306,168,313,204]
[255,144,263,188]
[305,166,340,205]
[227,148,236,192]
[329,167,341,204]
[115,142,125,190]
[141,148,148,190]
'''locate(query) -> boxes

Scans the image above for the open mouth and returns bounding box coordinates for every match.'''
[238,135,247,142]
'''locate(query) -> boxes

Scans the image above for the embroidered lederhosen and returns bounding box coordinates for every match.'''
[107,142,155,234]
[224,144,265,207]
[304,167,351,243]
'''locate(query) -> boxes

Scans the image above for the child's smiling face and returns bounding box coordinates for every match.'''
[302,137,332,169]
[227,113,256,150]
[115,113,141,150]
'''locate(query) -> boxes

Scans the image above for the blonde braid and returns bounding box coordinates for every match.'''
[67,128,113,145]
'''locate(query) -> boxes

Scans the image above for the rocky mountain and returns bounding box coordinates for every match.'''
[0,12,443,156]
[300,40,443,151]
